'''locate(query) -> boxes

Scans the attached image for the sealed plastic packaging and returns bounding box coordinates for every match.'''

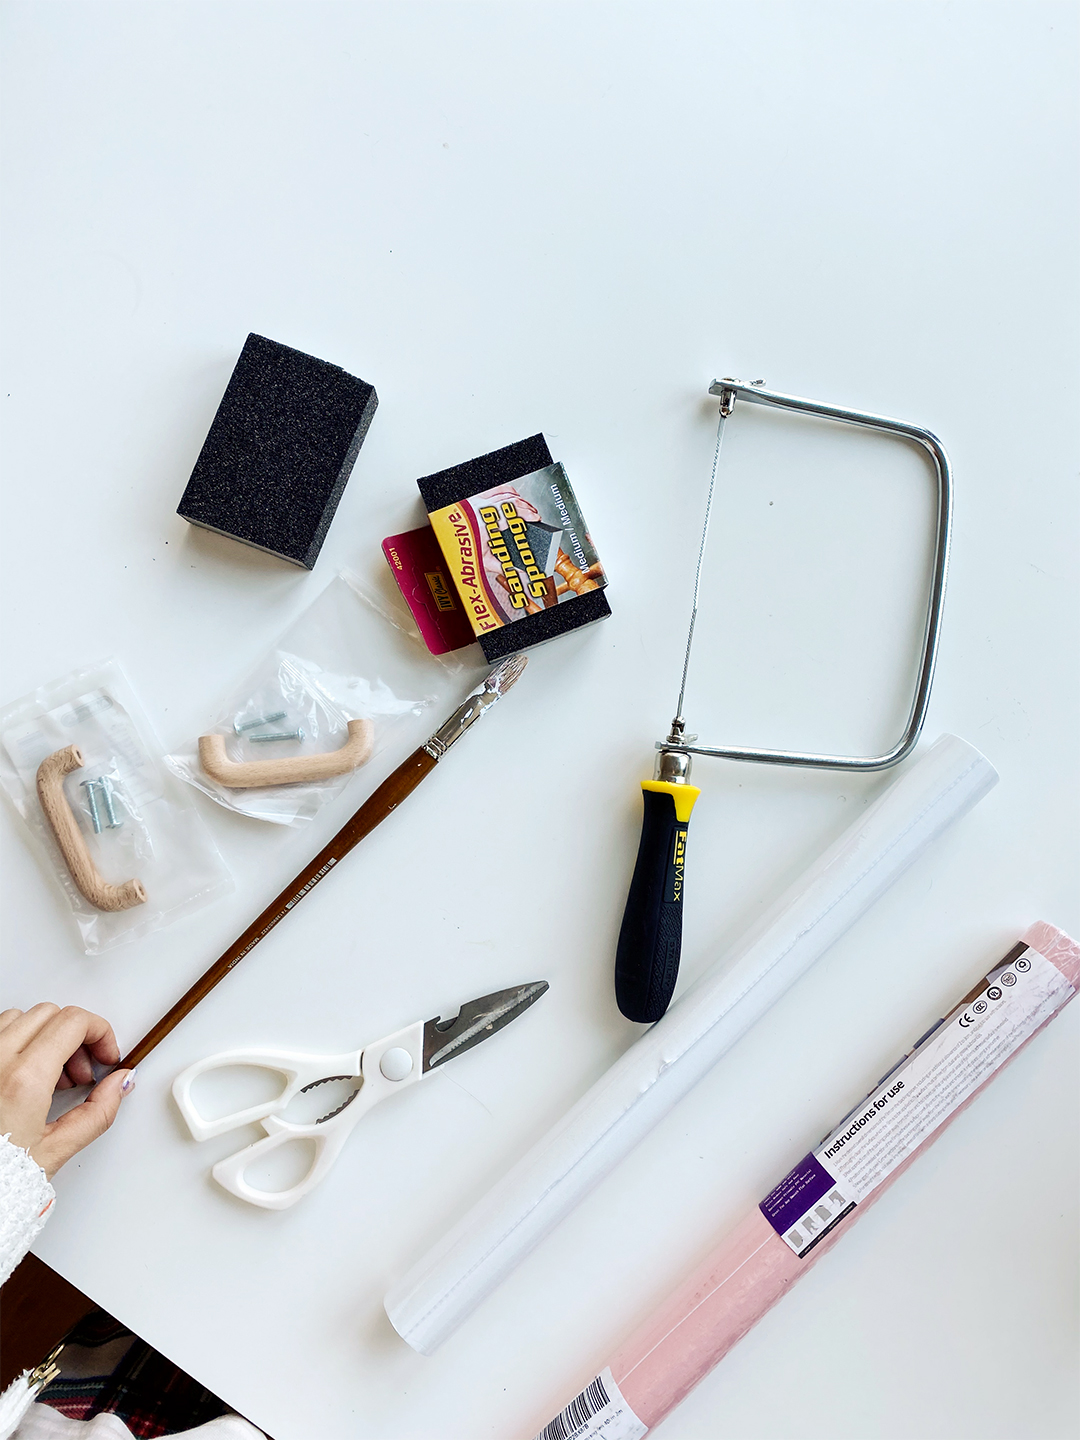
[165,572,451,826]
[0,660,233,953]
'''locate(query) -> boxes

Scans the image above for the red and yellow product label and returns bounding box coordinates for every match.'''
[427,462,607,640]
[429,502,505,635]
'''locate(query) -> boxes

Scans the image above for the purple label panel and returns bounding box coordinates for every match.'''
[759,1153,838,1238]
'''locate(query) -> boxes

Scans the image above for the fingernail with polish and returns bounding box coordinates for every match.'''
[120,1070,137,1096]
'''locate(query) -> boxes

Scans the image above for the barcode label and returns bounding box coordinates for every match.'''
[534,1368,648,1440]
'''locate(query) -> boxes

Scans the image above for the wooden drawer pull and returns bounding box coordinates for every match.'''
[198,718,375,789]
[36,746,147,912]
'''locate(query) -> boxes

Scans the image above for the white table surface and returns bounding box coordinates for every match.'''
[2,3,1077,1438]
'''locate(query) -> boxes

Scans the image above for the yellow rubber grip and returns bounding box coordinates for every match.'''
[641,779,701,823]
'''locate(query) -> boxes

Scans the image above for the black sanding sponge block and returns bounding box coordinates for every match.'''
[417,434,611,664]
[177,333,378,569]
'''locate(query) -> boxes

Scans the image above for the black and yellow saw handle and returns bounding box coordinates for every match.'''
[615,778,700,1023]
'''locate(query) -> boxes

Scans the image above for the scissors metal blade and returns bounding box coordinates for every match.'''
[422,981,549,1072]
[302,1074,364,1124]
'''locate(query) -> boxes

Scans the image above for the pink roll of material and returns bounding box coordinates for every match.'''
[537,923,1078,1438]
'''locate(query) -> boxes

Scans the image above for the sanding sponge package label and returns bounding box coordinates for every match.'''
[761,944,1074,1258]
[427,463,606,640]
[0,660,233,952]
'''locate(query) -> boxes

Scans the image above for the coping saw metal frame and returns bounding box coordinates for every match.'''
[660,378,953,773]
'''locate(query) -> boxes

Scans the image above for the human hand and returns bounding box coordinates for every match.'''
[0,1004,134,1179]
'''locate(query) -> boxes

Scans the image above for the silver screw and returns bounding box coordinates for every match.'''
[98,776,121,829]
[80,780,102,834]
[234,711,287,734]
[249,729,305,743]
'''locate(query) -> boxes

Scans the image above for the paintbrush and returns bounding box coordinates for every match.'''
[121,656,527,1068]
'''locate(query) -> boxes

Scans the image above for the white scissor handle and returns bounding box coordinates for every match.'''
[174,1022,426,1209]
[210,1110,361,1210]
[172,1046,363,1141]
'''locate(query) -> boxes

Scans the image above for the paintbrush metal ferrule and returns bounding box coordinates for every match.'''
[422,654,527,760]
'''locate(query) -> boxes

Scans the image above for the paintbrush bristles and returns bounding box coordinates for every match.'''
[486,654,528,696]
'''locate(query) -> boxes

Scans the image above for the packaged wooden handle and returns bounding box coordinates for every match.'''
[36,745,146,912]
[198,718,374,789]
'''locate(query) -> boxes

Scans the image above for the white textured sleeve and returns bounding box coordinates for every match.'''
[0,1134,55,1286]
[385,734,999,1354]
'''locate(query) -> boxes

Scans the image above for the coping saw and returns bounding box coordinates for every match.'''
[614,378,952,1024]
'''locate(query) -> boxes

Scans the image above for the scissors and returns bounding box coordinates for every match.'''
[172,981,549,1209]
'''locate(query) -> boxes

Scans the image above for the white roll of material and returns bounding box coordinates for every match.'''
[385,734,998,1354]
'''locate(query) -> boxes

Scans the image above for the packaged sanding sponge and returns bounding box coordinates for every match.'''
[383,435,610,661]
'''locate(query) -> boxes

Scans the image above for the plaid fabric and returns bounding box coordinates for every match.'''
[36,1309,236,1438]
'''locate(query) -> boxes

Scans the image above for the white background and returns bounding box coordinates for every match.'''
[2,3,1077,1438]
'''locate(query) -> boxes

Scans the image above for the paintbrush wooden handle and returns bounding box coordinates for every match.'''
[121,746,437,1068]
